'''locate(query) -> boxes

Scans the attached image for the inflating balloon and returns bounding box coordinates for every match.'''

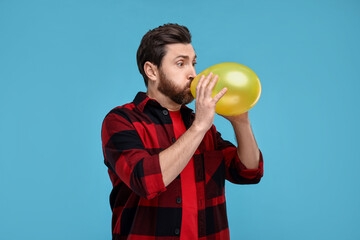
[190,62,261,116]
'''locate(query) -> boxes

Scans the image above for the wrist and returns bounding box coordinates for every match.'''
[229,117,251,126]
[189,121,208,136]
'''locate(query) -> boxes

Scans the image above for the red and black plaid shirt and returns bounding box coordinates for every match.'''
[101,92,264,240]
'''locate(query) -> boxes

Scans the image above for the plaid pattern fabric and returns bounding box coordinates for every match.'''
[101,92,264,240]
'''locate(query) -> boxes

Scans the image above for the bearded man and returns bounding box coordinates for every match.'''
[101,23,264,240]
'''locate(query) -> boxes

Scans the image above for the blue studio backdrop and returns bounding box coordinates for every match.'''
[1,0,359,239]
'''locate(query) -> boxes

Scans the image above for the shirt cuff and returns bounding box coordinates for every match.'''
[142,154,167,199]
[235,149,264,179]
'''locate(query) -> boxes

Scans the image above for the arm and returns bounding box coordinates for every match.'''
[214,112,263,184]
[159,124,206,186]
[102,110,167,199]
[212,124,263,184]
[160,73,227,186]
[224,112,260,169]
[102,73,227,197]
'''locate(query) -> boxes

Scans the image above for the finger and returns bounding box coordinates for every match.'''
[196,75,205,98]
[205,74,219,98]
[213,87,227,103]
[199,72,213,98]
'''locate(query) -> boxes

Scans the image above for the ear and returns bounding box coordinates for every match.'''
[144,61,159,82]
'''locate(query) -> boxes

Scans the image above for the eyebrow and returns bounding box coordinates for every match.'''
[175,55,197,61]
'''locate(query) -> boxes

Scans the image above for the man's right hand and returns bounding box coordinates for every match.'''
[192,72,228,133]
[159,73,227,187]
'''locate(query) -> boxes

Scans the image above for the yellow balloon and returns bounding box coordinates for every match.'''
[190,62,261,116]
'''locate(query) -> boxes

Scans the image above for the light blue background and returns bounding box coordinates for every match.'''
[1,0,359,239]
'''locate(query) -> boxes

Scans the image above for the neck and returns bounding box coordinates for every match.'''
[146,88,181,111]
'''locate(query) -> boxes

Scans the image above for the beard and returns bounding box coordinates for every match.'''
[157,70,194,105]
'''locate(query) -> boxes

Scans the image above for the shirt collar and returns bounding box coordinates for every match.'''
[133,92,157,112]
[133,92,193,114]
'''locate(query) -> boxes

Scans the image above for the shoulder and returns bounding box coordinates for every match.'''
[101,102,137,134]
[104,101,137,121]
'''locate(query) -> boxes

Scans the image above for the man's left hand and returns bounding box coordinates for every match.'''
[221,111,250,124]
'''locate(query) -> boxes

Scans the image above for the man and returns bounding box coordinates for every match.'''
[101,23,263,240]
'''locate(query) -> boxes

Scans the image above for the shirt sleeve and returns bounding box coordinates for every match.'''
[101,109,167,199]
[211,125,264,184]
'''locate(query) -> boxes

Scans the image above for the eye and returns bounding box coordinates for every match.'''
[177,61,184,67]
[192,62,197,66]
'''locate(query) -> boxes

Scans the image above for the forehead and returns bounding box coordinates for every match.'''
[164,43,196,60]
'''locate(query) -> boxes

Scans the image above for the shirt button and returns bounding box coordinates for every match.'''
[174,228,180,235]
[172,137,176,143]
[162,109,169,115]
[176,197,182,204]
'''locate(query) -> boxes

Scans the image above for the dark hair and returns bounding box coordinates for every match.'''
[136,23,192,87]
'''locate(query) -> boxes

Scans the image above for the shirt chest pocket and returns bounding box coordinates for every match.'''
[203,151,226,199]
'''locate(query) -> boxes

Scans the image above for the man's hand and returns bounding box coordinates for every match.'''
[192,72,227,133]
[221,111,250,124]
[159,72,226,186]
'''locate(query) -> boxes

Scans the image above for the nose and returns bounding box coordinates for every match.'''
[188,65,197,80]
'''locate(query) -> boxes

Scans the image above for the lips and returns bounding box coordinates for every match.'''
[186,81,192,89]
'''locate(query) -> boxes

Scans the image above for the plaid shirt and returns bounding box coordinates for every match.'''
[101,92,264,240]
